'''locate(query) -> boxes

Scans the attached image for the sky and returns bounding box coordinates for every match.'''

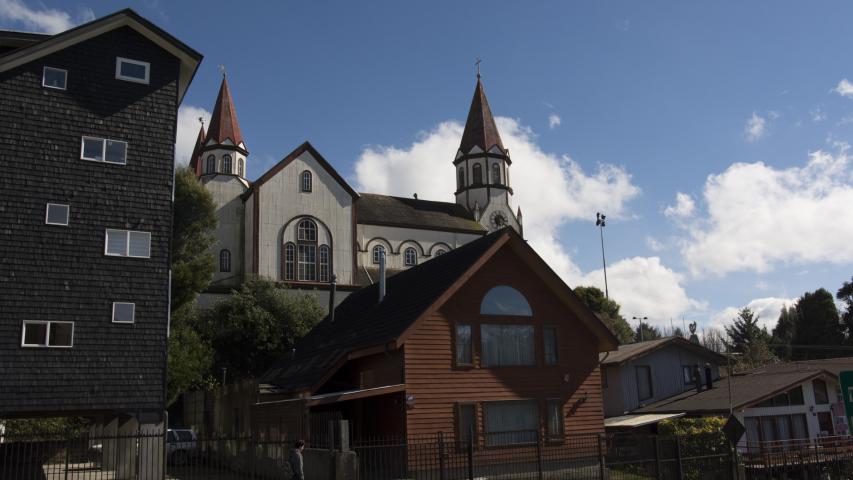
[4,0,853,333]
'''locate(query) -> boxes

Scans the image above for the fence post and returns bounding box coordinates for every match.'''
[653,436,662,480]
[674,436,683,480]
[63,429,71,480]
[438,432,447,480]
[467,427,474,480]
[536,431,543,480]
[597,434,606,480]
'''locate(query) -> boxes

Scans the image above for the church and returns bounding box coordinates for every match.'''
[190,72,523,306]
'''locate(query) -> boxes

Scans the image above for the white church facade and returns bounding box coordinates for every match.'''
[189,73,523,306]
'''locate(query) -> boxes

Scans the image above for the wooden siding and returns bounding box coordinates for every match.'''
[403,247,604,439]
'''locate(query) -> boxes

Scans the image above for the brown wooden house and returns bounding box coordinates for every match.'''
[256,228,617,444]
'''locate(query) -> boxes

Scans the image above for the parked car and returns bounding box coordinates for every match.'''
[167,429,198,466]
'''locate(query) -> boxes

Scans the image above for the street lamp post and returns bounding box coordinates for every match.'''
[595,212,609,299]
[632,316,648,342]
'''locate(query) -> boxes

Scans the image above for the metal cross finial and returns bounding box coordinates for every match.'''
[475,58,481,78]
[198,116,204,128]
[217,64,226,77]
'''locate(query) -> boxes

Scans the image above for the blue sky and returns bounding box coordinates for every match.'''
[5,0,853,333]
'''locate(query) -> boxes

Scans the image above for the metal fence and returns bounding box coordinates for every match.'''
[741,435,853,480]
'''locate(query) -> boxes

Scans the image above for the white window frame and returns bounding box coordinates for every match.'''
[45,203,69,226]
[104,229,151,258]
[80,136,128,165]
[115,57,150,84]
[112,302,136,324]
[42,66,67,90]
[21,320,74,348]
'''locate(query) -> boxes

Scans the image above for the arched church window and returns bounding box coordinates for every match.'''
[372,245,386,264]
[206,155,215,173]
[219,249,231,273]
[480,285,533,316]
[492,163,501,184]
[301,171,312,192]
[458,167,465,190]
[435,249,447,256]
[319,245,331,282]
[297,219,317,281]
[282,242,295,280]
[238,158,244,177]
[472,163,483,185]
[404,247,417,266]
[223,154,232,174]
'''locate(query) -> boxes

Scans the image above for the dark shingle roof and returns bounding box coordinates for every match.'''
[260,229,507,394]
[459,77,506,154]
[205,75,246,150]
[356,193,486,234]
[600,337,727,366]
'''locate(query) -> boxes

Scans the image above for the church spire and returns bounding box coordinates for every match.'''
[189,122,205,176]
[205,74,246,151]
[459,73,505,155]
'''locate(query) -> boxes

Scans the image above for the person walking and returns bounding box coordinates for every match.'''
[289,439,305,480]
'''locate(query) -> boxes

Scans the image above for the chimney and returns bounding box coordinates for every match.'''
[378,250,386,303]
[329,274,337,323]
[704,363,713,390]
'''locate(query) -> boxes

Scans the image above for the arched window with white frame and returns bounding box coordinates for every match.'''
[223,154,232,174]
[372,245,386,264]
[404,247,417,266]
[472,163,483,185]
[297,219,317,281]
[219,249,231,273]
[301,170,312,192]
[206,155,215,173]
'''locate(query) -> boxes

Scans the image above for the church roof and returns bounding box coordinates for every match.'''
[356,193,486,234]
[459,76,506,155]
[188,124,205,175]
[205,75,246,150]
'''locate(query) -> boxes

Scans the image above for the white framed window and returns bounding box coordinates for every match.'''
[81,137,127,165]
[301,170,312,192]
[404,247,417,266]
[115,57,150,84]
[105,229,151,258]
[21,320,74,348]
[45,203,69,226]
[372,245,385,264]
[42,66,67,90]
[112,302,135,323]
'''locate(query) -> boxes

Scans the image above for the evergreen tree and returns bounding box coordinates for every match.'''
[724,307,775,369]
[837,277,853,343]
[791,288,843,359]
[770,305,796,361]
[635,322,662,343]
[573,286,634,344]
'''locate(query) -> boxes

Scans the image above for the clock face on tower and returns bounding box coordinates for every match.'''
[489,211,508,230]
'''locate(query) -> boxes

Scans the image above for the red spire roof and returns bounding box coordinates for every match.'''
[205,75,246,149]
[459,76,505,155]
[188,124,205,176]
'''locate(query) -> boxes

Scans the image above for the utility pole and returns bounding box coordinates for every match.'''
[596,212,609,299]
[633,316,648,342]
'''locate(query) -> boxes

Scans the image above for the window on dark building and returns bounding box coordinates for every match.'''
[481,324,535,366]
[297,219,317,281]
[301,171,312,192]
[81,137,127,164]
[42,66,67,90]
[220,249,231,272]
[45,203,69,226]
[636,366,653,401]
[105,229,151,258]
[112,302,135,323]
[21,321,73,347]
[455,324,472,366]
[115,57,150,84]
[404,247,417,266]
[543,327,558,365]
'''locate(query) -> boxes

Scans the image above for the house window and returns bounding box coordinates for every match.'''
[207,155,216,173]
[105,229,151,258]
[636,366,653,402]
[297,219,317,281]
[472,163,483,185]
[42,66,67,90]
[115,57,150,84]
[45,203,69,226]
[238,158,244,177]
[480,286,532,316]
[543,327,558,365]
[455,324,472,366]
[483,400,538,446]
[404,247,417,266]
[319,245,330,282]
[81,137,127,164]
[491,163,501,184]
[788,386,804,405]
[21,321,73,347]
[223,155,232,174]
[283,242,295,280]
[481,324,535,366]
[112,302,135,323]
[220,249,231,272]
[813,379,829,404]
[301,171,312,192]
[682,366,695,385]
[546,399,564,437]
[435,249,447,256]
[372,245,385,264]
[457,403,476,445]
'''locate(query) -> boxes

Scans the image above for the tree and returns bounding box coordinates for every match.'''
[700,328,726,353]
[166,306,214,406]
[171,166,217,312]
[837,277,853,343]
[724,307,775,369]
[573,286,634,344]
[198,278,325,379]
[635,322,662,343]
[791,288,843,359]
[770,305,797,361]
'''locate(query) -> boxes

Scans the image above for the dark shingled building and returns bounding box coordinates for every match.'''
[0,9,201,425]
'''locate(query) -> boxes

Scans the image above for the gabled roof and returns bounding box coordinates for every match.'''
[356,193,486,234]
[260,228,618,395]
[245,141,358,199]
[459,76,506,155]
[0,9,202,103]
[205,75,245,150]
[600,336,727,366]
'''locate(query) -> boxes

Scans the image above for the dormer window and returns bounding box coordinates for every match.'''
[206,155,215,173]
[115,57,150,84]
[42,67,67,90]
[223,155,232,174]
[301,171,312,192]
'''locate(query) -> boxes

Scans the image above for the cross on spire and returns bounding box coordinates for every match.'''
[475,57,481,78]
[217,64,226,77]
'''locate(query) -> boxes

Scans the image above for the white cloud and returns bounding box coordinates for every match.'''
[744,112,766,141]
[0,0,93,34]
[811,108,827,122]
[679,148,853,276]
[710,297,797,332]
[834,79,853,98]
[645,236,665,252]
[175,105,211,166]
[548,113,561,130]
[664,192,695,219]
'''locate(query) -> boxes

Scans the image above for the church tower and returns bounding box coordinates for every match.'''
[454,73,521,234]
[197,74,249,179]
